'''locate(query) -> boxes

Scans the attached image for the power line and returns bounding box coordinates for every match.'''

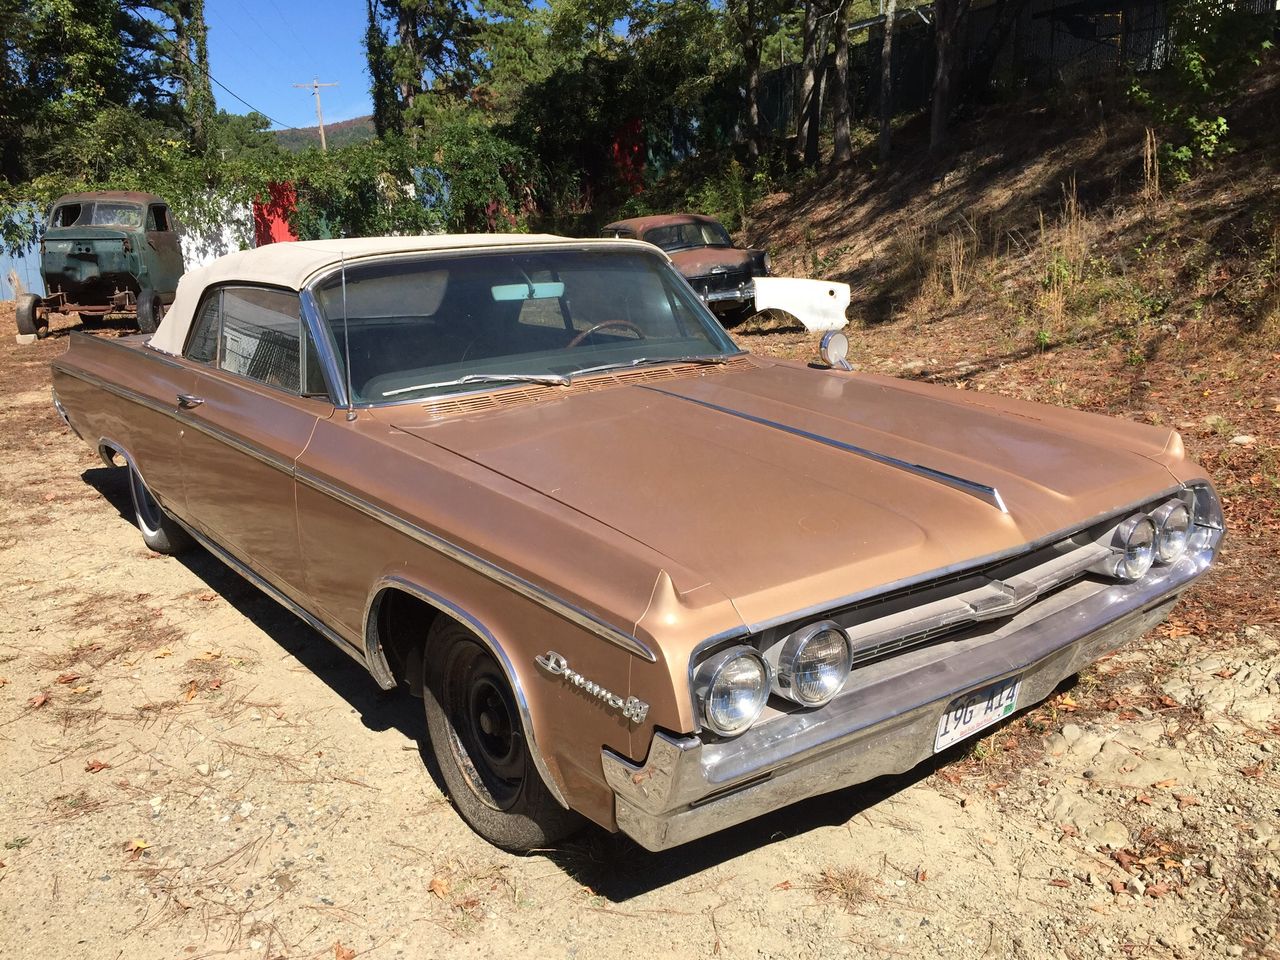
[169,42,294,130]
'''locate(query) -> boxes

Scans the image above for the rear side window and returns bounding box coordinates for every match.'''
[147,205,171,232]
[220,287,303,392]
[185,292,220,364]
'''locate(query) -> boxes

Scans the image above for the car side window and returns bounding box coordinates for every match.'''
[147,205,171,232]
[219,287,303,393]
[185,291,221,364]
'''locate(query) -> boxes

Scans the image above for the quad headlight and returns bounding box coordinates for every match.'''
[694,646,770,737]
[774,621,852,706]
[1111,514,1157,581]
[1151,500,1192,564]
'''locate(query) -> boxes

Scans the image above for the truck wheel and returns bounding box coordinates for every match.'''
[422,622,582,851]
[136,289,163,334]
[127,463,192,555]
[16,294,47,339]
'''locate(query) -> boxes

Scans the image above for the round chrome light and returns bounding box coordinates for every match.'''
[695,647,770,737]
[819,330,850,369]
[1151,500,1192,564]
[776,621,852,706]
[1114,514,1157,581]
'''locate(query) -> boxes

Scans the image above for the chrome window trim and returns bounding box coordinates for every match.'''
[299,287,348,407]
[298,242,741,410]
[362,575,569,809]
[295,468,656,662]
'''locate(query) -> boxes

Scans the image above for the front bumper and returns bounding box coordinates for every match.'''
[602,550,1213,851]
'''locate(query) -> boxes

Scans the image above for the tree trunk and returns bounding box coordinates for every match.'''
[929,0,969,155]
[833,0,851,165]
[792,0,820,168]
[878,0,898,162]
[804,52,824,166]
[744,3,763,160]
[962,0,1029,99]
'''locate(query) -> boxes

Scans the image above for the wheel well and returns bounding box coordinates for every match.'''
[372,588,442,697]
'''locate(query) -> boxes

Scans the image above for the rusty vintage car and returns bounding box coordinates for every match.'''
[17,191,184,339]
[50,235,1223,852]
[600,213,769,320]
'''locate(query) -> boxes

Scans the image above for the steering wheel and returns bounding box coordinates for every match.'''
[567,320,646,348]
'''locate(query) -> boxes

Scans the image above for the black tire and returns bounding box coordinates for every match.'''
[126,462,192,555]
[422,621,581,851]
[16,293,47,338]
[136,288,163,334]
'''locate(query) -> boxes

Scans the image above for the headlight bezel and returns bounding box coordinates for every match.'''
[1111,513,1157,581]
[772,620,853,707]
[1151,498,1192,564]
[693,645,771,737]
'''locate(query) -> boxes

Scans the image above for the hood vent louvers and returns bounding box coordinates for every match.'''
[418,356,755,420]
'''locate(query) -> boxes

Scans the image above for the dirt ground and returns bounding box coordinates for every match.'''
[1,306,1277,960]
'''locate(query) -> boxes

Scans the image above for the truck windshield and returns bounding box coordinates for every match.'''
[313,247,740,404]
[50,202,144,228]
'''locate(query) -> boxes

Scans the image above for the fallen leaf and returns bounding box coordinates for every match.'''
[55,673,80,684]
[1058,694,1079,712]
[0,678,9,687]
[1059,824,1079,838]
[196,592,217,602]
[1146,883,1172,898]
[153,648,173,659]
[208,678,223,690]
[28,692,48,710]
[1114,850,1139,872]
[70,685,89,695]
[1049,878,1071,888]
[194,649,222,662]
[1241,764,1265,778]
[124,838,150,860]
[334,943,356,960]
[1136,793,1154,806]
[1158,695,1179,708]
[774,879,793,890]
[1174,794,1200,810]
[1152,778,1179,789]
[1109,879,1127,894]
[184,680,198,702]
[1213,669,1237,679]
[429,875,452,899]
[915,869,928,883]
[85,759,110,773]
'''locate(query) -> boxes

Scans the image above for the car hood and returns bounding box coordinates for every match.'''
[387,360,1183,628]
[667,247,757,278]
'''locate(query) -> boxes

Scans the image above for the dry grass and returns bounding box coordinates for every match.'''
[805,865,877,914]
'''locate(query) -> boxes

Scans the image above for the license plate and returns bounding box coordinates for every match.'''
[934,675,1022,752]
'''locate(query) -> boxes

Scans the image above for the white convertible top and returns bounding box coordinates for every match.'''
[148,233,607,356]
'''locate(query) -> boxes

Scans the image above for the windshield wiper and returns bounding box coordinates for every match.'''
[381,372,570,398]
[568,355,732,381]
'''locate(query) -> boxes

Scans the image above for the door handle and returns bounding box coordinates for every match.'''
[177,394,205,409]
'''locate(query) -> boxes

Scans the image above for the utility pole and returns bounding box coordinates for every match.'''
[293,78,339,151]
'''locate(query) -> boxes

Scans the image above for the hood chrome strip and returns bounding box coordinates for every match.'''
[642,386,1009,514]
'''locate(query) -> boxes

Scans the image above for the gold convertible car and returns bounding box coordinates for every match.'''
[51,235,1223,851]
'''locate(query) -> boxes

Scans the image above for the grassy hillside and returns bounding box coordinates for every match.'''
[274,115,376,153]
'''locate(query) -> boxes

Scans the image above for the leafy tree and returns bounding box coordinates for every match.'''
[365,0,402,136]
[1133,0,1275,178]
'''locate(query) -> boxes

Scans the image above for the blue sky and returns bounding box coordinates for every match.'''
[206,0,375,130]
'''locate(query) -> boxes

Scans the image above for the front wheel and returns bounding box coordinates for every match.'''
[422,622,581,851]
[15,294,47,339]
[127,463,192,555]
[136,288,163,334]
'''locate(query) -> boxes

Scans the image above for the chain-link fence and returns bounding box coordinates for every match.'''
[756,0,1277,136]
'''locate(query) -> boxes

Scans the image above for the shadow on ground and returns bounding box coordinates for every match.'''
[81,460,1047,902]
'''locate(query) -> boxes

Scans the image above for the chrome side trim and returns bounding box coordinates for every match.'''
[297,469,657,662]
[174,411,295,475]
[363,575,570,809]
[174,515,369,667]
[95,438,367,669]
[56,365,177,419]
[641,386,1008,513]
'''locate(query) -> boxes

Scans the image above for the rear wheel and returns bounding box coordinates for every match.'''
[15,294,46,338]
[127,463,192,555]
[422,621,581,851]
[136,288,163,334]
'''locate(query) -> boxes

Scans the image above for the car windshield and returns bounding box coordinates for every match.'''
[642,221,733,252]
[313,248,740,404]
